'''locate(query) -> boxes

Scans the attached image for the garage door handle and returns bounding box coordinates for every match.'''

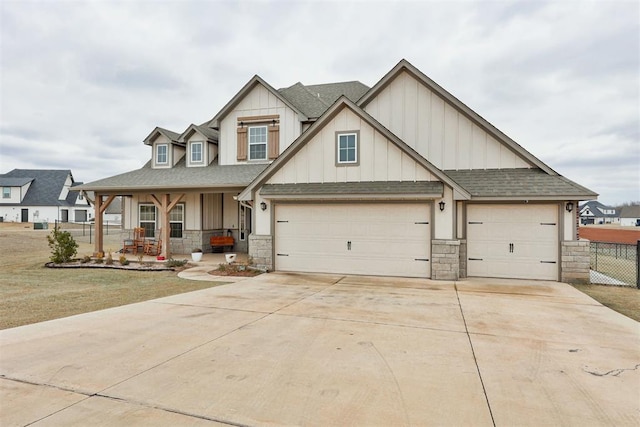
[468,258,483,261]
[540,222,556,226]
[468,221,483,224]
[347,241,351,251]
[509,243,514,253]
[276,253,289,257]
[414,258,429,262]
[414,221,429,224]
[540,261,556,264]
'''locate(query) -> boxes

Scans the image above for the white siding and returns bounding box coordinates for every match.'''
[219,84,302,165]
[364,71,531,170]
[0,186,22,204]
[267,107,435,184]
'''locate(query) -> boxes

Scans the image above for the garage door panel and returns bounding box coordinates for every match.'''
[467,204,558,281]
[275,203,430,278]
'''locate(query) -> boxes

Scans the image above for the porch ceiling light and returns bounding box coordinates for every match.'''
[439,200,445,211]
[260,201,267,211]
[566,202,574,212]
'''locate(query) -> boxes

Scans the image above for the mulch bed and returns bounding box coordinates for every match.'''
[208,269,262,277]
[45,261,175,271]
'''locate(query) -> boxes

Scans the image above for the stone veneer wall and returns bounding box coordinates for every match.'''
[431,240,460,280]
[458,239,467,279]
[561,240,591,284]
[249,234,273,270]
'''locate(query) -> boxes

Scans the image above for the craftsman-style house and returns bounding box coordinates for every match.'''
[79,60,596,282]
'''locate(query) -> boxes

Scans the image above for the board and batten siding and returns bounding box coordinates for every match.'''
[267,107,435,184]
[364,71,531,171]
[219,84,302,165]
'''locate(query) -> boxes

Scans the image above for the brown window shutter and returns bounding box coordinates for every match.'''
[237,127,247,161]
[268,125,279,159]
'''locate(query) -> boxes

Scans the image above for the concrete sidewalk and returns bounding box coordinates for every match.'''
[1,274,638,426]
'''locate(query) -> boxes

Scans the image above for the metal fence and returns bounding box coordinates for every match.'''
[590,241,639,288]
[53,220,122,245]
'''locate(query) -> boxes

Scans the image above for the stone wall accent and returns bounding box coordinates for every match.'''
[249,234,273,270]
[458,239,467,279]
[431,239,460,280]
[561,240,591,284]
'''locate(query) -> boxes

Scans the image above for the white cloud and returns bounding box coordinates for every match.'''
[0,0,638,205]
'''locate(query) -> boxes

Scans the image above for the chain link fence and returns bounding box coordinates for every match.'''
[590,241,639,288]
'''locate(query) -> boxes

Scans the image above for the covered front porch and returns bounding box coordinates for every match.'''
[90,189,253,260]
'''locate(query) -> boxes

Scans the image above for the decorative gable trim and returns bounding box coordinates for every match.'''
[143,127,181,146]
[358,59,556,175]
[238,97,470,201]
[207,75,308,129]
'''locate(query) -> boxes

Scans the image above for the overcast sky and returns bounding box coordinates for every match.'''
[1,0,638,205]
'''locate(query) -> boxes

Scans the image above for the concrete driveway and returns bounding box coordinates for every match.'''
[1,273,638,426]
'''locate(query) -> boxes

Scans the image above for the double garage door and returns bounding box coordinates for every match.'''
[467,204,559,281]
[275,203,431,278]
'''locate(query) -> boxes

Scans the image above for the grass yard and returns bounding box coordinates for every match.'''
[0,223,228,329]
[571,284,640,322]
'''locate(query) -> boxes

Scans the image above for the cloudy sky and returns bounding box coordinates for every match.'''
[1,0,638,205]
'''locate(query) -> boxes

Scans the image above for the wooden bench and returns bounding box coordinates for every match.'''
[210,236,234,252]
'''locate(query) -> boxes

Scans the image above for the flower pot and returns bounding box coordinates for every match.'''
[191,252,203,262]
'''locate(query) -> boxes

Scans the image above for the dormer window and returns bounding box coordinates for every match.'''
[2,187,10,198]
[156,144,168,165]
[191,141,203,163]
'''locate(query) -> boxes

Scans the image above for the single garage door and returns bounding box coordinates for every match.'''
[467,204,558,280]
[275,203,431,278]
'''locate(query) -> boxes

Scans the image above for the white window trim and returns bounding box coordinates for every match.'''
[156,143,169,165]
[190,141,204,164]
[2,187,10,198]
[169,203,185,238]
[336,131,359,165]
[248,125,268,161]
[139,204,157,237]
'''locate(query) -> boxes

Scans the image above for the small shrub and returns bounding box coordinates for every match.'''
[166,258,187,268]
[217,264,227,272]
[95,252,104,264]
[119,254,129,266]
[136,252,144,263]
[47,229,78,263]
[105,250,114,265]
[81,255,92,264]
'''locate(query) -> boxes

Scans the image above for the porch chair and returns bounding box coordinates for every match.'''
[133,227,146,253]
[144,239,162,256]
[122,239,137,254]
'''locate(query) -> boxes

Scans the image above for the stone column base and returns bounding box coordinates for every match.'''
[249,234,273,271]
[561,240,591,284]
[432,240,460,280]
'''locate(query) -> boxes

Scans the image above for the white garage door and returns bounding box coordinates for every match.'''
[467,204,558,280]
[275,203,431,278]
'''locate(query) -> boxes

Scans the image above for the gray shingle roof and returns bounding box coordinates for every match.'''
[76,159,268,192]
[278,81,369,119]
[0,177,33,186]
[0,169,75,206]
[444,168,597,199]
[260,181,444,197]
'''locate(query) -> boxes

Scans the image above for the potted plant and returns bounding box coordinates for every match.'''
[191,248,203,262]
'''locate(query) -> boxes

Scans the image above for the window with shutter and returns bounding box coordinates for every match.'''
[237,115,279,162]
[237,127,247,161]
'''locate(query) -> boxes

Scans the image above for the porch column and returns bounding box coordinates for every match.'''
[94,193,103,255]
[93,193,116,256]
[150,193,184,259]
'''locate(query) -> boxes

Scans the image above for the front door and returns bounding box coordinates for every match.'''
[21,209,28,222]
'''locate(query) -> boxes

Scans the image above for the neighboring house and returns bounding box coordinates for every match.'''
[619,205,640,227]
[79,59,596,283]
[579,201,619,225]
[0,169,93,223]
[82,192,122,224]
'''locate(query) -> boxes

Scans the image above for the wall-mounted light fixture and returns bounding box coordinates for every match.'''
[565,202,574,212]
[260,201,267,211]
[439,201,446,212]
